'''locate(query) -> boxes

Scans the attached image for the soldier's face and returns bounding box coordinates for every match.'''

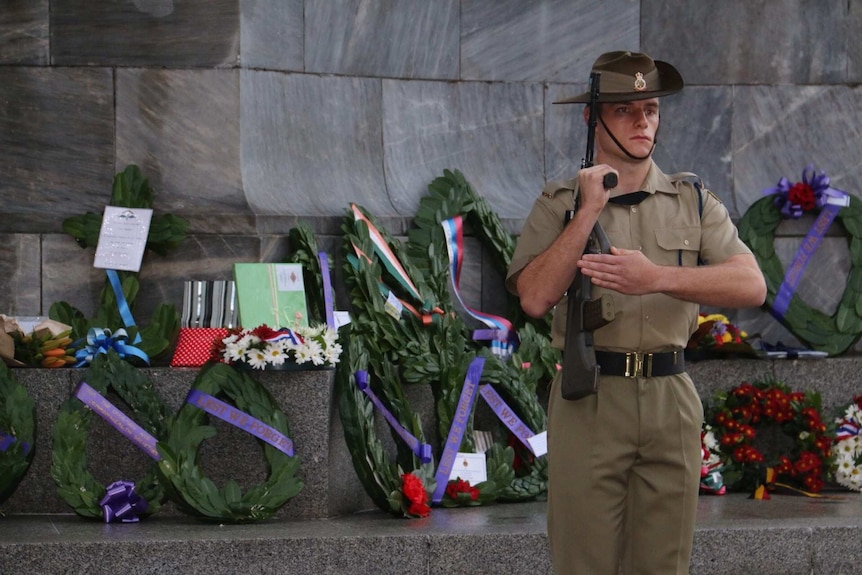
[593,99,660,160]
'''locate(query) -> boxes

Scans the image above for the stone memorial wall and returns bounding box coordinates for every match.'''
[1,0,861,354]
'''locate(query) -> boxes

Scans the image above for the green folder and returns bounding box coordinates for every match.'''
[233,263,309,329]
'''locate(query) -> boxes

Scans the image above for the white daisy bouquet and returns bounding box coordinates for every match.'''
[218,324,342,370]
[833,395,862,492]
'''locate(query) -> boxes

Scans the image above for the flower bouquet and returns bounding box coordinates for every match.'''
[686,313,761,360]
[833,395,862,492]
[217,323,342,370]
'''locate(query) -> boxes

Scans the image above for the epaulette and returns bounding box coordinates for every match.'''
[540,179,576,200]
[670,171,722,205]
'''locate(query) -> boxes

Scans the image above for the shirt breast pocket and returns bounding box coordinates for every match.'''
[654,227,701,267]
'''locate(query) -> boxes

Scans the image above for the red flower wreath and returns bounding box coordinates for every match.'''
[706,379,833,495]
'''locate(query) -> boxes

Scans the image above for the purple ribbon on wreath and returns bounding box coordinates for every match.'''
[99,480,148,523]
[765,165,846,219]
[764,166,849,320]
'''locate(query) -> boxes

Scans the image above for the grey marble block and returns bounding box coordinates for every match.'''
[304,0,460,79]
[51,0,239,67]
[461,0,639,82]
[642,0,850,85]
[116,69,247,226]
[383,79,546,219]
[654,86,735,212]
[241,70,392,216]
[0,0,48,65]
[0,67,115,233]
[850,0,862,82]
[731,85,862,218]
[239,0,303,71]
[0,234,41,316]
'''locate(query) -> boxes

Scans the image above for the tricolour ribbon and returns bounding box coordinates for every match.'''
[432,357,485,504]
[478,384,543,456]
[350,204,444,325]
[74,327,150,367]
[99,480,148,523]
[441,216,516,358]
[73,381,160,460]
[185,389,295,457]
[835,419,861,442]
[354,370,432,463]
[764,167,849,320]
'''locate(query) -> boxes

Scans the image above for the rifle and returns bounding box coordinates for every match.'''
[560,72,617,400]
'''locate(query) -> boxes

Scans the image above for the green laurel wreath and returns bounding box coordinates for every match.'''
[336,329,436,517]
[339,173,550,506]
[0,363,36,505]
[50,351,172,518]
[156,361,303,523]
[738,193,862,356]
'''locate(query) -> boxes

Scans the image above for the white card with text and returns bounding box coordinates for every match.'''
[93,206,153,272]
[447,452,487,485]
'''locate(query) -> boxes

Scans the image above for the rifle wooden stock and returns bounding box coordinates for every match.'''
[560,222,615,400]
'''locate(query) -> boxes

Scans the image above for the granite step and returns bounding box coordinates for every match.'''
[1,494,861,575]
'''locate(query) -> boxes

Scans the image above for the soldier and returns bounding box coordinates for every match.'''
[506,51,766,574]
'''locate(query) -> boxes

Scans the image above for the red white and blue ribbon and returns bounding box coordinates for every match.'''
[99,480,148,523]
[836,418,861,442]
[432,357,485,504]
[354,370,432,463]
[441,216,516,358]
[764,167,849,320]
[186,389,295,457]
[73,381,160,460]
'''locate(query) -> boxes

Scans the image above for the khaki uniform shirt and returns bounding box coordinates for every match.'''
[506,161,753,353]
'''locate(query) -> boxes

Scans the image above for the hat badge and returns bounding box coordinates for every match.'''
[633,72,647,92]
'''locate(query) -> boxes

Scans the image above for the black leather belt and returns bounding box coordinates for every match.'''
[595,350,685,378]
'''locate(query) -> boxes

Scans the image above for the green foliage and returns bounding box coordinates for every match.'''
[336,170,552,510]
[287,223,328,325]
[50,351,172,518]
[55,164,185,361]
[0,363,36,504]
[738,194,862,355]
[155,362,303,523]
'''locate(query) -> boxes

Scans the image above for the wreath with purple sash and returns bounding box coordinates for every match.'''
[51,351,172,521]
[0,363,35,505]
[738,166,862,356]
[155,362,303,523]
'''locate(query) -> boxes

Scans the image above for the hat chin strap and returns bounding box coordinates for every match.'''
[599,114,656,161]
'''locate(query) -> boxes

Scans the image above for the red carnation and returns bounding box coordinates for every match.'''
[401,473,430,517]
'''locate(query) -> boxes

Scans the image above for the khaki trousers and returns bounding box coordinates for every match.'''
[547,371,703,575]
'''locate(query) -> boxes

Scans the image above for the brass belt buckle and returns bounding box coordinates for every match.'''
[624,352,653,378]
